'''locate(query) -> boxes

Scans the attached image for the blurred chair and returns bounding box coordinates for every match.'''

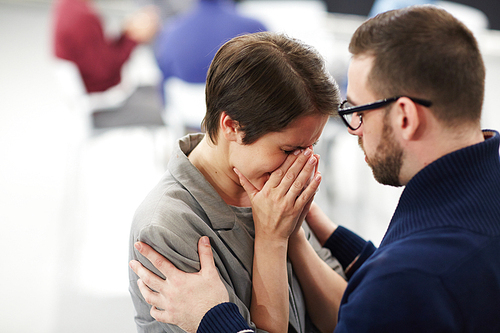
[53,58,89,108]
[53,58,132,118]
[53,58,165,135]
[53,57,171,169]
[163,77,206,141]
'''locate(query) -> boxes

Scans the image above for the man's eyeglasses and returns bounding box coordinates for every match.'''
[338,96,432,131]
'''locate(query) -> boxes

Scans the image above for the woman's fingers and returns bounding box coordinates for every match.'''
[233,167,258,198]
[236,148,316,200]
[265,149,301,189]
[296,171,321,208]
[279,149,318,201]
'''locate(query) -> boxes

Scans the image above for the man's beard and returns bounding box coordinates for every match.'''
[358,116,404,187]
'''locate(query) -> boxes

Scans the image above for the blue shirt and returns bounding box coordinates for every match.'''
[154,0,267,84]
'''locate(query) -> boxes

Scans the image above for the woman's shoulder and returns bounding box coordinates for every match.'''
[130,175,214,273]
[133,171,208,226]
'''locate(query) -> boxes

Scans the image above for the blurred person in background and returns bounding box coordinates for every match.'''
[53,0,159,93]
[135,0,196,21]
[154,0,267,87]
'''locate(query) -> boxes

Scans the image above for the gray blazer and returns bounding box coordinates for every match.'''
[129,134,343,332]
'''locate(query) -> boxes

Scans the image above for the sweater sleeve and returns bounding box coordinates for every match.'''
[198,303,254,333]
[323,226,376,279]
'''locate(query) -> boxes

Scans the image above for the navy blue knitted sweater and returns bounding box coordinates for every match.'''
[198,130,500,333]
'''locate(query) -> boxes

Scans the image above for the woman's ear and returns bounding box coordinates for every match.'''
[220,111,244,143]
[395,97,422,141]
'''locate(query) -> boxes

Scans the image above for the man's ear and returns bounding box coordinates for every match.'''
[220,111,244,143]
[395,97,423,141]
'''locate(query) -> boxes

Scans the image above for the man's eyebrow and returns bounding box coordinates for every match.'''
[345,95,357,105]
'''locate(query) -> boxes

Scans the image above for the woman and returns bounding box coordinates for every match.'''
[129,31,342,333]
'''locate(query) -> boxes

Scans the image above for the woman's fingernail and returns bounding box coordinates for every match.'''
[304,149,312,157]
[293,149,301,156]
[308,156,317,164]
[135,242,142,251]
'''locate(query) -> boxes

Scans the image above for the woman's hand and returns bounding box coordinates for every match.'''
[234,147,322,332]
[129,237,228,333]
[234,148,321,242]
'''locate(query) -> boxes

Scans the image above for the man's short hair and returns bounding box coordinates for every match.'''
[349,5,485,126]
[204,32,340,144]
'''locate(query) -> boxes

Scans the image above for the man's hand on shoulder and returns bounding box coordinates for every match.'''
[130,236,229,333]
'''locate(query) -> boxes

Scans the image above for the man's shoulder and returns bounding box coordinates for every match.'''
[363,228,498,280]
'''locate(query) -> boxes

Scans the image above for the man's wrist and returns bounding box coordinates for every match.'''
[198,303,252,333]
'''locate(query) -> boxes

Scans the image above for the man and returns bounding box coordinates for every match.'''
[130,5,500,332]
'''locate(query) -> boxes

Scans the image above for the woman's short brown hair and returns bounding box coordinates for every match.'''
[349,5,485,126]
[203,32,340,144]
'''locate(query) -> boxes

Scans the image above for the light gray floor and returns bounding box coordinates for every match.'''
[1,1,499,333]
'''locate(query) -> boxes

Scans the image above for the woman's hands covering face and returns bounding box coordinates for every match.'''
[234,147,321,242]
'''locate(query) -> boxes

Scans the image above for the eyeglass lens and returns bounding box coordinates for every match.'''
[340,101,361,129]
[344,113,361,129]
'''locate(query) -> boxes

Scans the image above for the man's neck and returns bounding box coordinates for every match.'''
[400,123,484,185]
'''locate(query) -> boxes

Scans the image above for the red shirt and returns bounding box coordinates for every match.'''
[53,0,138,92]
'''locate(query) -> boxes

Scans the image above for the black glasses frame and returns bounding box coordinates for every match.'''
[338,96,432,131]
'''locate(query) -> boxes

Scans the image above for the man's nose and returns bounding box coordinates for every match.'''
[348,125,362,136]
